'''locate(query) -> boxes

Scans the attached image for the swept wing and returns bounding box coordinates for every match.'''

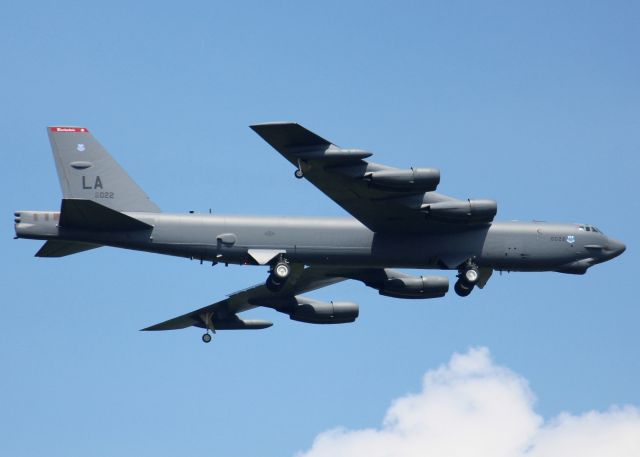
[250,122,497,234]
[142,264,346,332]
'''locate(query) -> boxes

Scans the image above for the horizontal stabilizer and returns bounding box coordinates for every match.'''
[35,240,102,257]
[59,199,152,231]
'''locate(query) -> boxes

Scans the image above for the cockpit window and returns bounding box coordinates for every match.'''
[577,224,603,234]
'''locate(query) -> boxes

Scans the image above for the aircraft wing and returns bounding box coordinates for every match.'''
[141,265,346,332]
[250,122,497,234]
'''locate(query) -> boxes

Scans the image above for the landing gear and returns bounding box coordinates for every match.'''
[454,280,473,297]
[266,275,284,292]
[273,260,291,280]
[454,261,480,297]
[463,267,479,284]
[294,159,305,179]
[266,257,291,292]
[200,312,215,343]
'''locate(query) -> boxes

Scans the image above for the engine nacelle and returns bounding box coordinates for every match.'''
[289,298,359,324]
[421,198,497,223]
[365,167,440,192]
[379,275,449,299]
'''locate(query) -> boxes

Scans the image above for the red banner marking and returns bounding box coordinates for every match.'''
[49,127,89,133]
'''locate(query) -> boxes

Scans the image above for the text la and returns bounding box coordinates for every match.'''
[82,176,103,189]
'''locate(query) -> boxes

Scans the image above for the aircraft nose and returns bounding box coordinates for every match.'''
[606,238,626,259]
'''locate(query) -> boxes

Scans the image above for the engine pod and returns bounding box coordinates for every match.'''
[288,297,359,324]
[379,275,449,299]
[365,167,440,192]
[421,198,497,223]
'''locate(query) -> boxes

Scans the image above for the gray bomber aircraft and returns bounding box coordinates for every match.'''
[15,124,625,342]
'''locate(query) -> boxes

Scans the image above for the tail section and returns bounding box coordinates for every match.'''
[35,240,101,258]
[58,199,154,231]
[47,126,160,213]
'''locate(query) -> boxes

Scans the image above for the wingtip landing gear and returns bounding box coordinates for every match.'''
[294,159,305,179]
[200,312,216,343]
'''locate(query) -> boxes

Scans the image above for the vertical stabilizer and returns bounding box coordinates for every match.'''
[47,127,160,213]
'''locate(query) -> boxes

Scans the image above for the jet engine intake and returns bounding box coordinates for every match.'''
[288,298,359,324]
[365,167,440,192]
[421,198,497,223]
[378,275,449,299]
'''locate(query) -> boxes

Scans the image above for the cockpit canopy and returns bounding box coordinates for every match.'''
[577,224,603,234]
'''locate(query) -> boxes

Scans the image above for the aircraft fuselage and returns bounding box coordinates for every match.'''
[14,210,625,275]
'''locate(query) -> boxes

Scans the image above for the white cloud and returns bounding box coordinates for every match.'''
[296,347,640,457]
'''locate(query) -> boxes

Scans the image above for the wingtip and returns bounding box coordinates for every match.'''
[250,121,298,129]
[140,323,172,331]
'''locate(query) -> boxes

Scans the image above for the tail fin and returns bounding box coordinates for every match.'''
[47,126,160,213]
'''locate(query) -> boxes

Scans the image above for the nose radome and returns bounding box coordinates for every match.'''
[607,238,626,258]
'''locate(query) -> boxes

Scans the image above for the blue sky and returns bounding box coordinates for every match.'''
[1,1,638,456]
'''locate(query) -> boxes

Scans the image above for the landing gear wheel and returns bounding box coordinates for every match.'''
[266,257,290,292]
[454,280,473,297]
[273,261,291,280]
[464,268,479,284]
[294,169,304,179]
[266,275,284,292]
[202,333,212,343]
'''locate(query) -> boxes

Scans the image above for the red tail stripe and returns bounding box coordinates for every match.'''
[48,127,89,133]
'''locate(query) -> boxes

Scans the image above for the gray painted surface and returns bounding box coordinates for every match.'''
[14,124,625,340]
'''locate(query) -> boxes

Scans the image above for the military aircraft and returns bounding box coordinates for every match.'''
[14,123,625,342]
